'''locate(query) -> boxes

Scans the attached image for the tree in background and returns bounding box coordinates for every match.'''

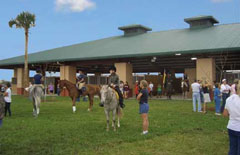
[9,11,36,93]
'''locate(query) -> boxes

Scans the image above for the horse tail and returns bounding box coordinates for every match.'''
[117,106,123,118]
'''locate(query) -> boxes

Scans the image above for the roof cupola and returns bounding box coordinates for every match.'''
[184,15,219,29]
[118,24,152,36]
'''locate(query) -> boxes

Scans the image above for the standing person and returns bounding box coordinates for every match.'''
[157,83,162,98]
[202,81,211,114]
[223,83,240,155]
[182,79,189,99]
[4,83,12,117]
[57,83,60,96]
[231,79,239,95]
[221,79,231,113]
[181,79,185,99]
[214,83,221,115]
[0,86,5,127]
[149,82,154,98]
[199,81,204,111]
[99,66,125,108]
[137,80,149,135]
[191,80,202,112]
[135,81,139,98]
[166,74,173,99]
[123,81,130,99]
[119,81,124,95]
[48,82,54,95]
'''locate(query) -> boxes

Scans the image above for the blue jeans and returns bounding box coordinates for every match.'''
[215,98,221,113]
[0,119,2,127]
[192,92,201,112]
[221,93,229,113]
[5,102,11,116]
[228,129,240,155]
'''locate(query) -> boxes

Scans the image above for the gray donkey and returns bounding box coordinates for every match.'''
[100,85,121,131]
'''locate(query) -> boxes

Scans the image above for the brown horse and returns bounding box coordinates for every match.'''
[58,80,101,112]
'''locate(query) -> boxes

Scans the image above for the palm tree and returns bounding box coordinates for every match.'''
[9,11,35,93]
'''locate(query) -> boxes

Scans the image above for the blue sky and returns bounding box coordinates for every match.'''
[0,0,240,80]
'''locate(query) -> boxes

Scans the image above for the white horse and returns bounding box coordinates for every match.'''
[100,85,121,131]
[28,85,44,117]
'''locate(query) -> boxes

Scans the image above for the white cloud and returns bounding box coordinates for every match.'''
[56,0,96,12]
[211,0,232,3]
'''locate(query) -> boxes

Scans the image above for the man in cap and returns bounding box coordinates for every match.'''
[99,66,125,108]
[220,79,231,113]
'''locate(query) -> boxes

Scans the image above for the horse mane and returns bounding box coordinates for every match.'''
[61,79,75,86]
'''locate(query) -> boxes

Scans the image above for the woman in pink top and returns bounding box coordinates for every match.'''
[231,79,239,95]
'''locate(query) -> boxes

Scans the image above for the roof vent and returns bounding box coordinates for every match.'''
[184,15,219,29]
[118,24,152,36]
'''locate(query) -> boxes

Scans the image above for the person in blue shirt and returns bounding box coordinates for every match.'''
[137,80,149,135]
[214,83,221,115]
[34,69,43,85]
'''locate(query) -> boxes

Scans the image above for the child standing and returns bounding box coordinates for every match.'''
[149,82,154,98]
[157,84,162,98]
[4,83,12,117]
[134,81,139,98]
[202,82,211,114]
[123,81,129,99]
[137,80,149,135]
[214,83,221,115]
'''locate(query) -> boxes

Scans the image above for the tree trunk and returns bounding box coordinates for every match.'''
[24,30,29,96]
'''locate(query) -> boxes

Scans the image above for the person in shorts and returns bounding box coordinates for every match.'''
[157,84,162,98]
[137,80,149,135]
[202,81,211,113]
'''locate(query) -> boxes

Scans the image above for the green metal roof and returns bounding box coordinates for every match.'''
[1,23,240,67]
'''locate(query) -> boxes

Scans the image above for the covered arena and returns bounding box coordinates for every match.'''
[0,15,240,95]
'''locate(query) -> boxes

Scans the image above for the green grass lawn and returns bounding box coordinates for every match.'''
[0,96,229,155]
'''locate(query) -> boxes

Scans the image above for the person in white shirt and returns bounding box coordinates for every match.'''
[149,82,154,98]
[221,79,231,113]
[223,82,240,155]
[4,83,12,117]
[191,80,201,112]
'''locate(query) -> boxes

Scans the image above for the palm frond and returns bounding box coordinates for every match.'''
[9,11,36,30]
[8,19,18,28]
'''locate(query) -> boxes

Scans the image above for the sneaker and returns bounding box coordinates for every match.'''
[198,111,203,113]
[120,103,125,109]
[215,113,221,116]
[141,131,148,135]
